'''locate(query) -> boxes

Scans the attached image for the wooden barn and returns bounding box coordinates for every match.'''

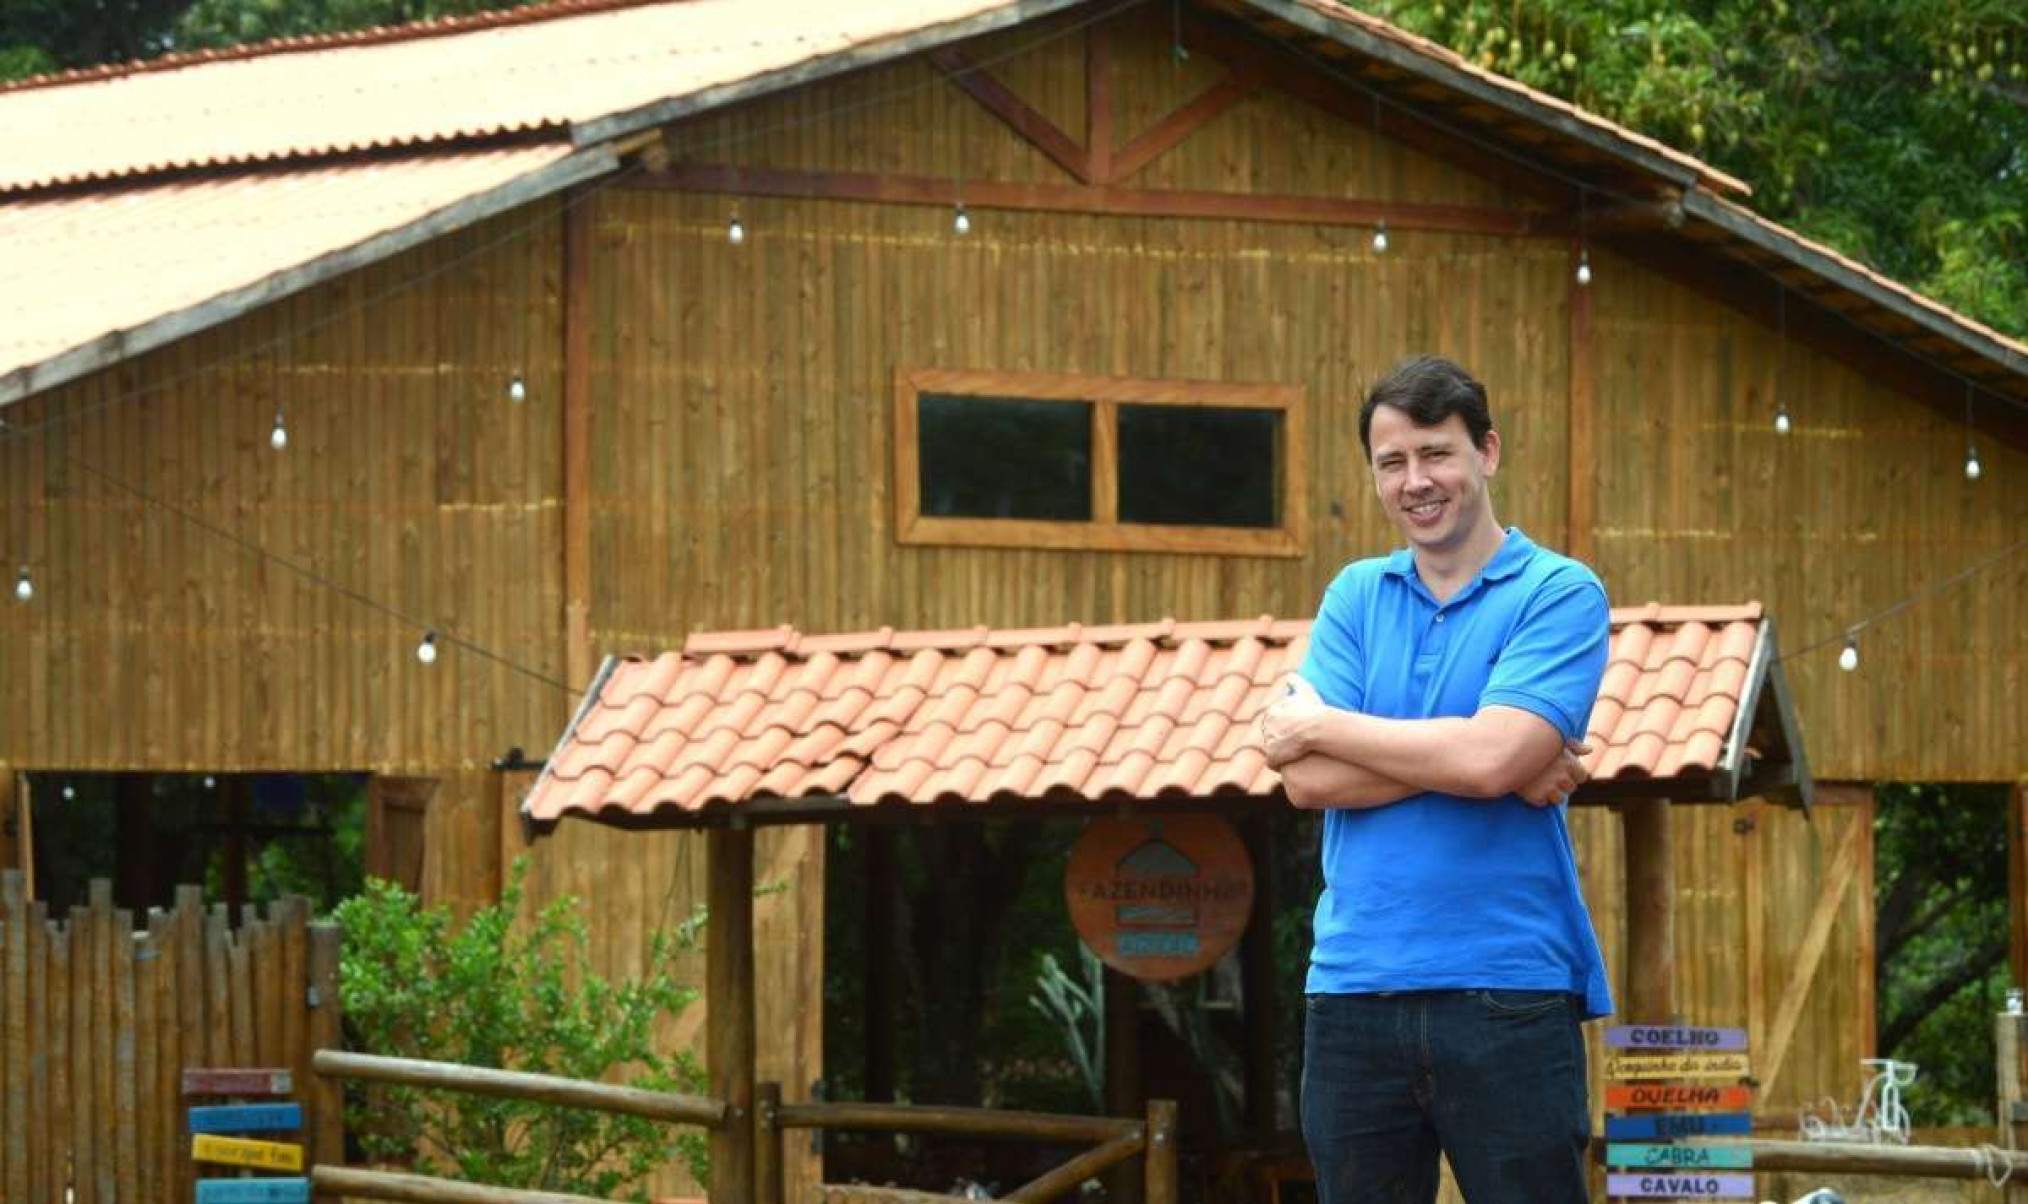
[0,0,2024,1199]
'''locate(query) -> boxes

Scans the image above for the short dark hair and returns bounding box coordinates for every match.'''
[1358,356,1494,456]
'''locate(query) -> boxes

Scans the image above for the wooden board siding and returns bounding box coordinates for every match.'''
[0,208,573,773]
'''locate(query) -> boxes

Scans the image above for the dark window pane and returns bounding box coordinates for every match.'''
[919,394,1092,520]
[1117,405,1280,528]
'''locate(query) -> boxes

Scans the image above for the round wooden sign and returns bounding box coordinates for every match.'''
[1064,814,1254,983]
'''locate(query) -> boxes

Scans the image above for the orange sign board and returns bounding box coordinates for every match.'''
[1604,1083,1755,1112]
[1065,815,1253,982]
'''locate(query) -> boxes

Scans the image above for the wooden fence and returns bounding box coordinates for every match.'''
[0,872,342,1204]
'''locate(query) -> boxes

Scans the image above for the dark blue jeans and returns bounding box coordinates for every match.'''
[1300,991,1589,1204]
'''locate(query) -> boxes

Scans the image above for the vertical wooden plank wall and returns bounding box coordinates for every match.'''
[0,871,337,1203]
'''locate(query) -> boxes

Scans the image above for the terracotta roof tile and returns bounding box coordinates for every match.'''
[524,602,1776,824]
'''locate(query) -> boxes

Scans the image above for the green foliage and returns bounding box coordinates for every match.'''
[334,861,708,1200]
[1365,0,2028,338]
[1871,782,2010,1126]
[172,0,530,52]
[1027,947,1105,1111]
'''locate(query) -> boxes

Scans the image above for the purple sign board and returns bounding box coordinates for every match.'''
[1606,1025,1748,1050]
[1607,1173,1756,1198]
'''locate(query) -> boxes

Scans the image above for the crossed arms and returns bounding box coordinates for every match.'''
[1260,689,1591,811]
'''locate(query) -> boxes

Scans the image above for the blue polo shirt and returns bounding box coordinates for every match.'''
[1298,527,1614,1018]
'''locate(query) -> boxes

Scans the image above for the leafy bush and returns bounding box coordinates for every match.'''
[334,861,709,1199]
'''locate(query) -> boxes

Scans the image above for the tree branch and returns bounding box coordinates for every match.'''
[1878,936,2008,1056]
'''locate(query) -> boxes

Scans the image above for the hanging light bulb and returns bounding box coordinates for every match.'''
[269,407,288,451]
[12,565,30,603]
[202,775,217,790]
[1371,220,1389,254]
[62,784,76,801]
[1575,248,1592,287]
[953,203,971,236]
[1965,442,1983,481]
[727,213,745,245]
[1837,636,1860,673]
[507,373,527,403]
[1774,403,1792,435]
[416,629,439,665]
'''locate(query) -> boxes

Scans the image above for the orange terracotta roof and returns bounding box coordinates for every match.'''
[522,603,1801,827]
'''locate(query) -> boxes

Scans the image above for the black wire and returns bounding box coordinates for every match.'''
[1776,535,2028,665]
[68,454,582,695]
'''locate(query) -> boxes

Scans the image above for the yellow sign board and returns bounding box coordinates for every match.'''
[192,1134,304,1172]
[1606,1052,1753,1080]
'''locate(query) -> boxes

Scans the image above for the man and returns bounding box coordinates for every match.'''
[1259,355,1611,1204]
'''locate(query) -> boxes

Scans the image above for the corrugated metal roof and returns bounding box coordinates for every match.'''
[0,144,592,393]
[521,604,1782,826]
[0,0,1051,193]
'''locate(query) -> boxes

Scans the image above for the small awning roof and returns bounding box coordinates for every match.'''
[520,603,1811,830]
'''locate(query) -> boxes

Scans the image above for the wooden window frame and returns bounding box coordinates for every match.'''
[894,368,1308,558]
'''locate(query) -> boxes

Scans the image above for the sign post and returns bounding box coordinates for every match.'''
[1603,1026,1755,1202]
[186,1066,310,1204]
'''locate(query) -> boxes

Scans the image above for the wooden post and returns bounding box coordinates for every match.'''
[1241,815,1278,1138]
[1566,238,1597,564]
[1999,1009,2027,1204]
[2011,781,2028,1006]
[1144,1099,1178,1204]
[755,1081,784,1204]
[1103,968,1143,1203]
[708,825,757,1204]
[307,923,344,1201]
[861,825,896,1102]
[1621,798,1675,1023]
[0,768,16,886]
[115,773,156,911]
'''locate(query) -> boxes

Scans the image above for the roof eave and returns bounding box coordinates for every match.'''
[0,140,620,410]
[1233,0,1742,200]
[1682,190,2028,386]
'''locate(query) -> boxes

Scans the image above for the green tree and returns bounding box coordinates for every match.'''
[335,862,709,1199]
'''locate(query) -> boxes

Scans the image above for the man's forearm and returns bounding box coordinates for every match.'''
[1305,708,1551,799]
[1277,753,1419,810]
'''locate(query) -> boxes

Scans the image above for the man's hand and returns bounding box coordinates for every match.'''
[1258,676,1327,768]
[1515,738,1593,807]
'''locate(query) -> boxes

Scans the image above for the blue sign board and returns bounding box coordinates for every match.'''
[1605,1025,1748,1050]
[1606,1143,1753,1169]
[188,1103,303,1134]
[195,1179,311,1204]
[1605,1111,1753,1140]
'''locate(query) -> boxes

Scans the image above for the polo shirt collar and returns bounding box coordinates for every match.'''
[1382,527,1536,581]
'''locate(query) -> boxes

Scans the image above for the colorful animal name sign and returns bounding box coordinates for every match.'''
[1604,1024,1755,1202]
[188,1103,303,1134]
[1606,1173,1756,1198]
[1607,1144,1754,1170]
[1607,1052,1753,1080]
[182,1068,294,1096]
[195,1179,312,1204]
[192,1134,305,1172]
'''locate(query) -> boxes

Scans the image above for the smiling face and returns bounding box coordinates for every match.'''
[1366,404,1502,555]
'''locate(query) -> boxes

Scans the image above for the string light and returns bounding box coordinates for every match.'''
[727,212,745,245]
[953,202,970,236]
[507,373,527,403]
[12,565,30,602]
[202,775,216,789]
[1773,285,1791,434]
[1574,191,1591,286]
[269,407,288,451]
[1963,383,1982,481]
[62,784,76,801]
[1837,635,1860,672]
[416,629,439,665]
[1369,96,1387,254]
